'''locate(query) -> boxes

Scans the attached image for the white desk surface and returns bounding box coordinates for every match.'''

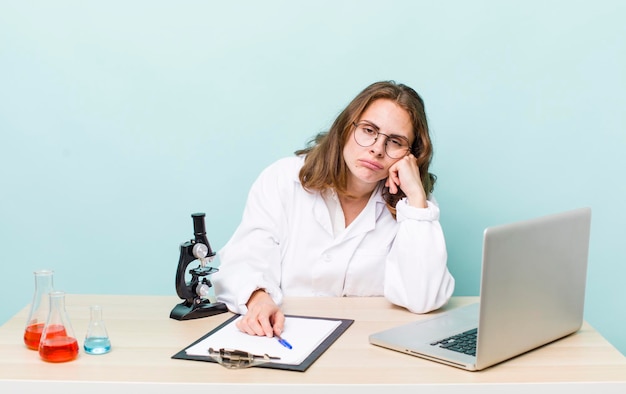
[1,294,625,394]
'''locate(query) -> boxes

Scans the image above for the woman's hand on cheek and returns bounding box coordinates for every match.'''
[385,166,401,195]
[386,155,427,208]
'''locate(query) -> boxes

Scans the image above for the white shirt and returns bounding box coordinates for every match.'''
[213,155,455,314]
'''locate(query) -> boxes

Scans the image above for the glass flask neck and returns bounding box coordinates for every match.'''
[49,291,66,309]
[32,269,54,297]
[90,305,103,321]
[24,269,55,350]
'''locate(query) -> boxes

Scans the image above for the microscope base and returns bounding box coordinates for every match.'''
[170,301,228,320]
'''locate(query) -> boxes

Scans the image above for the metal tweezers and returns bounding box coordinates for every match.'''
[208,347,280,368]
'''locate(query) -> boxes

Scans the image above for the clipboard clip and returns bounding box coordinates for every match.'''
[208,347,280,369]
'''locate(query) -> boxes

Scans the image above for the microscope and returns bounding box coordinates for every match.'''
[170,213,228,320]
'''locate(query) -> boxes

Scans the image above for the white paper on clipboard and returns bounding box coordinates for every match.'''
[185,316,341,365]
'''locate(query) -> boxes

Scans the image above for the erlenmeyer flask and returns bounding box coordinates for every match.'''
[84,305,111,355]
[38,291,79,362]
[23,269,54,350]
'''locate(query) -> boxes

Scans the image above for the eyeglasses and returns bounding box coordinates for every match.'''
[352,122,411,159]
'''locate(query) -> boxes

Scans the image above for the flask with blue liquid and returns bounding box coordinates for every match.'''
[84,305,111,355]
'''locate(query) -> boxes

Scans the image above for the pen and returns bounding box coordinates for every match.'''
[275,334,292,349]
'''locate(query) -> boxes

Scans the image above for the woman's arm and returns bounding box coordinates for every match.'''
[383,198,455,313]
[212,159,298,315]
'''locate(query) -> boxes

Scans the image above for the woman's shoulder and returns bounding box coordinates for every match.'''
[257,155,305,183]
[271,155,305,168]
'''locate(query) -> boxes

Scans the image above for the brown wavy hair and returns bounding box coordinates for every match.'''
[295,81,436,217]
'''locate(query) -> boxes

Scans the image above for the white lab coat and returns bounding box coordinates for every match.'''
[213,156,454,314]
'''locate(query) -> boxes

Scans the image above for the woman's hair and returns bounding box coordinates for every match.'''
[295,80,436,217]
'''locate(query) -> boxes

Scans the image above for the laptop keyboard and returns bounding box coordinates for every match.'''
[430,328,477,356]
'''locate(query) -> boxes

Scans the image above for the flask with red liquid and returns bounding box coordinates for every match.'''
[23,269,54,350]
[38,291,79,362]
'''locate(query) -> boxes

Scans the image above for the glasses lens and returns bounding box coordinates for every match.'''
[354,124,376,147]
[385,137,410,158]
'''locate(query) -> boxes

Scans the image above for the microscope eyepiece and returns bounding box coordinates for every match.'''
[192,212,206,236]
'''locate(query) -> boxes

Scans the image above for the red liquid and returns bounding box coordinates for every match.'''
[24,323,44,350]
[24,323,68,350]
[39,336,79,362]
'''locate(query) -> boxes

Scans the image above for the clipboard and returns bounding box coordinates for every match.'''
[172,314,354,372]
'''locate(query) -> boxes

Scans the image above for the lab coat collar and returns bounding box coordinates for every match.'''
[312,183,387,242]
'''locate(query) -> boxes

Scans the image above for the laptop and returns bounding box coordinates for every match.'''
[369,207,592,371]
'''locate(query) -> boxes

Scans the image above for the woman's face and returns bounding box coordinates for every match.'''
[343,98,414,194]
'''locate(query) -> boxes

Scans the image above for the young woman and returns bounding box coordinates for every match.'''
[213,81,455,338]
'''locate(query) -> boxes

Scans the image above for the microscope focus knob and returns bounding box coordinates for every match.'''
[197,283,211,298]
[192,243,209,260]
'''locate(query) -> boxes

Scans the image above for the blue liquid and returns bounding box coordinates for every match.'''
[84,337,111,355]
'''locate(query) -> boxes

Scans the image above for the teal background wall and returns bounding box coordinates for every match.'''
[1,1,624,355]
